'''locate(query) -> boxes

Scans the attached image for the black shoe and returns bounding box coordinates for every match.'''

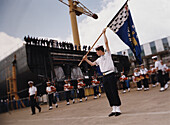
[115,112,121,116]
[108,112,116,117]
[56,105,58,108]
[39,108,41,112]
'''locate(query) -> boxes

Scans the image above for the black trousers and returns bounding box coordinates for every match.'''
[93,86,99,96]
[78,88,85,99]
[141,75,149,88]
[30,95,41,114]
[103,73,121,107]
[65,91,74,102]
[151,74,156,85]
[120,81,126,90]
[137,81,142,88]
[48,93,57,107]
[164,72,169,84]
[157,70,165,87]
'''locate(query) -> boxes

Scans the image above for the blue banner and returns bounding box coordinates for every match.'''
[107,2,142,64]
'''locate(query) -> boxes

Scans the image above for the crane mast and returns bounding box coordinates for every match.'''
[68,0,80,50]
[59,0,98,50]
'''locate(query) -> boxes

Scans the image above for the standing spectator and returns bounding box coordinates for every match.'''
[85,45,87,51]
[41,39,45,46]
[32,37,37,45]
[70,43,74,50]
[59,42,62,49]
[78,45,81,51]
[24,36,27,44]
[62,41,66,49]
[25,35,31,45]
[55,40,59,48]
[88,46,91,50]
[50,39,54,48]
[29,36,32,44]
[75,45,77,51]
[37,38,41,46]
[83,45,85,51]
[47,40,50,47]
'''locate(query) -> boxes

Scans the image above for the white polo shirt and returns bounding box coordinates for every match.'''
[29,86,37,96]
[151,67,156,74]
[64,83,71,91]
[134,72,140,77]
[46,86,54,94]
[162,64,168,72]
[140,68,148,75]
[95,51,115,73]
[155,61,162,71]
[77,81,84,89]
[120,75,126,79]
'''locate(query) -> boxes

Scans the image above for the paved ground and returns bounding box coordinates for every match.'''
[0,85,170,125]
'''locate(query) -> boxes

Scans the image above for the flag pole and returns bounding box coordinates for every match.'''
[78,27,108,66]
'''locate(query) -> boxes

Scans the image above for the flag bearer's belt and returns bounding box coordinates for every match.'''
[103,70,114,76]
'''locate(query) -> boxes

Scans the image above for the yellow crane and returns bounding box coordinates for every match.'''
[59,0,98,50]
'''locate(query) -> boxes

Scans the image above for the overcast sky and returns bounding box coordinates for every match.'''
[0,0,170,60]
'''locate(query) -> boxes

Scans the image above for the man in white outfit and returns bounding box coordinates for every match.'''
[152,56,169,92]
[28,81,41,115]
[83,28,121,117]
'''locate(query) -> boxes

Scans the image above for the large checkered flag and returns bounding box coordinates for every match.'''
[107,0,142,64]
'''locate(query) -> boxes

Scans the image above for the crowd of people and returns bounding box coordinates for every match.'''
[27,76,102,115]
[1,55,169,115]
[1,31,169,117]
[119,56,169,93]
[80,28,169,117]
[24,35,91,51]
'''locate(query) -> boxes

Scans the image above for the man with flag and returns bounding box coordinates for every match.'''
[80,0,142,117]
[83,28,122,117]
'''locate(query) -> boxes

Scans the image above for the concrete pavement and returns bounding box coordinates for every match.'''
[0,85,170,125]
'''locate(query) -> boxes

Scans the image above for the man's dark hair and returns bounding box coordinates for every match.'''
[95,46,104,52]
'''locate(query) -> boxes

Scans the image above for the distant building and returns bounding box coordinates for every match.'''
[117,36,170,75]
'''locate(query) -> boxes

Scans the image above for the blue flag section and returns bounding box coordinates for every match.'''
[107,2,142,64]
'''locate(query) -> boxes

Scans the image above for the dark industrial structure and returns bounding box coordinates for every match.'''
[0,43,130,100]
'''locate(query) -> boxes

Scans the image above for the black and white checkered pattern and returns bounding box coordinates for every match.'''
[108,5,129,33]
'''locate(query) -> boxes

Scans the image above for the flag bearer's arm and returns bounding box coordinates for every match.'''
[103,28,110,52]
